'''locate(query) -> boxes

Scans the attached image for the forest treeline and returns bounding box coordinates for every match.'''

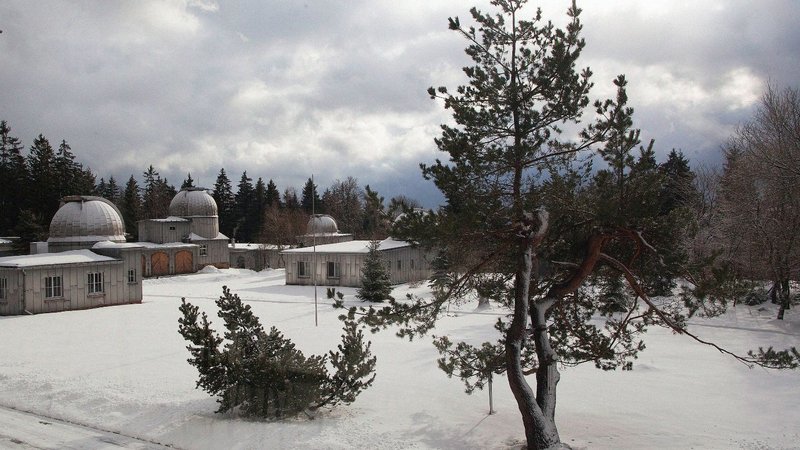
[0,120,421,248]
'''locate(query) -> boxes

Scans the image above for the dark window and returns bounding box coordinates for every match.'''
[200,245,208,256]
[45,276,62,298]
[88,272,104,294]
[298,261,310,278]
[0,277,7,299]
[327,261,340,278]
[128,269,137,284]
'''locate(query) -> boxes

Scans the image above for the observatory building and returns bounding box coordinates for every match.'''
[0,196,143,315]
[137,188,230,276]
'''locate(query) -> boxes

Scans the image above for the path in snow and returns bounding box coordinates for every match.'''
[0,405,176,450]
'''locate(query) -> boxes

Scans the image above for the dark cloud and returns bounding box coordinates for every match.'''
[1,0,798,208]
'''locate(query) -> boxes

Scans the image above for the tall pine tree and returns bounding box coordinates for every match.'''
[212,168,236,238]
[0,121,28,234]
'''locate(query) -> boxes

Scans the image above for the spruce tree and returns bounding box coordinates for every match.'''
[356,241,393,303]
[181,173,195,189]
[265,179,281,208]
[26,134,60,225]
[300,177,322,214]
[234,171,255,241]
[0,121,28,234]
[212,168,236,237]
[120,175,142,239]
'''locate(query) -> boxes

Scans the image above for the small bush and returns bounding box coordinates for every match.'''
[178,286,376,418]
[742,288,769,306]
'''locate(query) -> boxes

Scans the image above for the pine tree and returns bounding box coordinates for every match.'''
[141,165,174,219]
[265,179,281,208]
[120,175,142,239]
[26,134,60,225]
[300,177,322,214]
[234,171,255,241]
[252,177,268,240]
[212,168,236,238]
[181,173,195,189]
[178,286,376,418]
[340,3,709,448]
[0,121,28,234]
[361,185,387,239]
[356,241,393,303]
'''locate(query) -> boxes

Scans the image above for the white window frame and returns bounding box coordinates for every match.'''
[327,261,340,279]
[45,276,63,299]
[88,272,104,294]
[0,277,7,299]
[200,244,208,257]
[297,261,311,278]
[127,269,137,284]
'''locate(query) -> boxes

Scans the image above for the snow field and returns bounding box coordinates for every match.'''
[0,268,798,449]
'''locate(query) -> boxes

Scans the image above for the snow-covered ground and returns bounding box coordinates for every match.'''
[0,268,798,449]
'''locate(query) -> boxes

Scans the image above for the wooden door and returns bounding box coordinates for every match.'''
[151,252,169,276]
[175,250,193,274]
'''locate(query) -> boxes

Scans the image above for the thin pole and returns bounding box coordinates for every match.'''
[312,174,318,327]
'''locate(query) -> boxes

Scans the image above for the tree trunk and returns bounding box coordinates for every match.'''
[506,236,561,449]
[777,279,790,320]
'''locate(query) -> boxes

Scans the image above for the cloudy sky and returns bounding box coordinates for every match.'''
[1,0,798,207]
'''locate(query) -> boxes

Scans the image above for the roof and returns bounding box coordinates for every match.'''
[186,232,229,241]
[147,216,189,223]
[92,241,145,249]
[48,197,125,243]
[134,242,197,249]
[229,243,288,251]
[169,189,218,217]
[281,238,412,255]
[0,250,117,268]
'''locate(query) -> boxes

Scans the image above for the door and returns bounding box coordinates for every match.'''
[151,252,169,276]
[175,250,193,274]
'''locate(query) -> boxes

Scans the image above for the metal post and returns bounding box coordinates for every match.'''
[312,174,318,327]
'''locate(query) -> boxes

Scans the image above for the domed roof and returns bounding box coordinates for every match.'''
[169,188,218,217]
[307,214,339,235]
[48,196,125,242]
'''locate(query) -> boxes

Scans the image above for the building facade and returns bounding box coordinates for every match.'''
[282,238,431,287]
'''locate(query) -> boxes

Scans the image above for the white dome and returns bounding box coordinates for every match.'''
[307,214,339,234]
[169,189,218,217]
[48,197,125,243]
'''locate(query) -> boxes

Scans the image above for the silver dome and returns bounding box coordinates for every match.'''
[307,214,339,234]
[48,196,126,243]
[169,189,218,217]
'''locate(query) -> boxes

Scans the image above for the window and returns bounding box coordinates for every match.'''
[397,260,402,270]
[45,276,62,298]
[200,245,208,257]
[327,261,340,278]
[297,261,310,278]
[169,226,176,231]
[0,277,7,299]
[88,272,104,294]
[128,269,137,284]
[410,259,415,270]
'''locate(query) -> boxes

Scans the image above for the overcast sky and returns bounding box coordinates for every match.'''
[1,0,798,207]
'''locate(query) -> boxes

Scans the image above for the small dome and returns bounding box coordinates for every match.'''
[169,188,218,217]
[307,214,339,234]
[48,196,125,242]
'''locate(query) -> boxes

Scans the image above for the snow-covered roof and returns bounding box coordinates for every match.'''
[147,216,189,223]
[0,238,13,245]
[92,241,144,249]
[134,241,197,249]
[186,232,229,242]
[229,243,287,251]
[0,250,117,268]
[281,238,411,255]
